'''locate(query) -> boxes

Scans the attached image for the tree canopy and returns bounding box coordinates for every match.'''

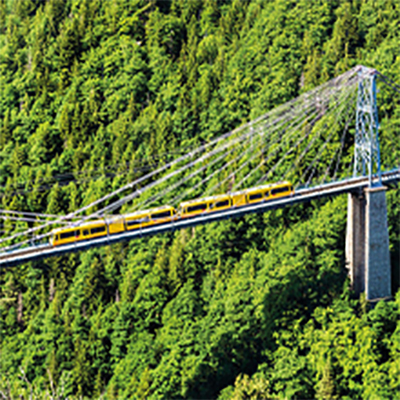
[0,0,399,398]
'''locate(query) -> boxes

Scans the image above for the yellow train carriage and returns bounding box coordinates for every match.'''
[107,216,125,234]
[49,182,294,248]
[240,181,293,205]
[125,210,151,230]
[51,219,109,246]
[266,181,293,200]
[125,206,175,230]
[230,190,248,207]
[245,185,272,204]
[179,197,212,218]
[178,182,293,218]
[229,185,272,207]
[51,226,80,246]
[148,206,176,224]
[179,194,231,218]
[209,194,231,212]
[51,206,176,247]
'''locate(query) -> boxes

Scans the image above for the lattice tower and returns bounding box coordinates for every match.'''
[354,65,382,186]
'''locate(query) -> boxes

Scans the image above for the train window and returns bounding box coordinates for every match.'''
[91,226,106,234]
[249,193,263,201]
[187,203,208,213]
[271,186,289,196]
[151,211,171,219]
[214,200,230,208]
[60,230,79,239]
[127,217,148,226]
[83,230,89,236]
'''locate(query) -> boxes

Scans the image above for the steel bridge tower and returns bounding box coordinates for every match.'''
[354,66,382,186]
[346,66,391,301]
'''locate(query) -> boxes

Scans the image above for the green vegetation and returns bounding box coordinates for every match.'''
[0,0,399,398]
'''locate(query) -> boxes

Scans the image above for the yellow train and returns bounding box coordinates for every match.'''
[50,181,293,246]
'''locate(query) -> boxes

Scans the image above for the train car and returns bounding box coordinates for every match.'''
[51,219,109,246]
[229,190,248,207]
[244,185,272,204]
[266,181,293,200]
[177,182,293,217]
[179,194,232,218]
[209,194,232,212]
[51,206,176,246]
[234,181,293,205]
[108,216,126,234]
[124,210,152,230]
[178,197,213,218]
[148,206,176,224]
[49,182,293,248]
[125,205,176,230]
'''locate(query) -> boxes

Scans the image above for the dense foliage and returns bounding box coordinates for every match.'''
[0,0,399,398]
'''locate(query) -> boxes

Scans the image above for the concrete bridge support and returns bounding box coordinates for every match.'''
[346,186,391,300]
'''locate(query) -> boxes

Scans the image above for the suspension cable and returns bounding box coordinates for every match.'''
[219,106,323,192]
[0,68,360,251]
[0,210,62,218]
[298,89,357,187]
[323,105,355,184]
[377,72,400,95]
[231,94,337,191]
[133,97,325,209]
[92,88,336,216]
[273,84,356,188]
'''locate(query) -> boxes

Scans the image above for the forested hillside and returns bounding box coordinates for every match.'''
[0,0,399,398]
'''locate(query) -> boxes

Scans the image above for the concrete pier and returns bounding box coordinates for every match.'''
[346,192,366,295]
[346,187,391,300]
[365,187,391,300]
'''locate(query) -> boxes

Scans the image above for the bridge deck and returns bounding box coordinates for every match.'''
[0,169,399,267]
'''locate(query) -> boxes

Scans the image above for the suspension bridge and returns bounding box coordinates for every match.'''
[0,65,399,300]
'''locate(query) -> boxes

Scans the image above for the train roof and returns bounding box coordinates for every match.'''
[179,182,292,206]
[52,218,105,233]
[179,193,230,207]
[123,205,175,219]
[230,181,291,196]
